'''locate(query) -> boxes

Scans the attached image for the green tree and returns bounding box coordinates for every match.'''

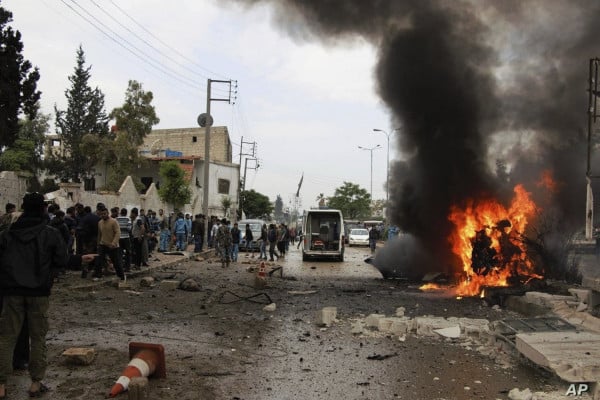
[158,161,191,209]
[241,189,273,219]
[221,195,232,217]
[316,193,326,208]
[109,80,159,146]
[95,80,159,191]
[0,113,49,173]
[0,5,40,152]
[51,46,109,182]
[100,133,147,192]
[327,182,371,219]
[274,195,284,221]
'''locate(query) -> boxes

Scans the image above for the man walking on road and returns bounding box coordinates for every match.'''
[0,192,69,398]
[95,207,124,280]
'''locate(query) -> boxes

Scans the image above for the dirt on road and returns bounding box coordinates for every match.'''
[4,247,570,400]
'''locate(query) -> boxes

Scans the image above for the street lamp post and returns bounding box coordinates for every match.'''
[358,144,381,201]
[372,128,397,204]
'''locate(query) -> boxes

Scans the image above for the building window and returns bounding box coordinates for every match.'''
[218,179,230,194]
[192,136,197,143]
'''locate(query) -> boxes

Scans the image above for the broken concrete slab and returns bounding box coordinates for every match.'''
[415,316,461,336]
[62,347,95,365]
[569,288,592,304]
[551,302,600,333]
[515,331,600,382]
[524,292,574,308]
[434,325,461,338]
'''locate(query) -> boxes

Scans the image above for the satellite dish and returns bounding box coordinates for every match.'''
[150,139,163,155]
[197,113,214,127]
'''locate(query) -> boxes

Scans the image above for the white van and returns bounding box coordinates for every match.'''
[301,209,345,261]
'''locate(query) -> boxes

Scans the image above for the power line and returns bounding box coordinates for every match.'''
[63,0,206,92]
[106,0,231,82]
[89,0,230,98]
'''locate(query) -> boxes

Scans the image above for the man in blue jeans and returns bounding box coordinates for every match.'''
[230,222,241,262]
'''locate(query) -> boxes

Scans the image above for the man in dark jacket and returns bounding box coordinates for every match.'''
[0,192,69,397]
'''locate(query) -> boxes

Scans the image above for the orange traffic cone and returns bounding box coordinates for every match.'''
[258,261,266,278]
[108,342,166,398]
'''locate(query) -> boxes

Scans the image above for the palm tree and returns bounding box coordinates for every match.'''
[316,193,326,208]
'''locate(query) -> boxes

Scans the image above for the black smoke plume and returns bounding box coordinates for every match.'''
[227,0,600,276]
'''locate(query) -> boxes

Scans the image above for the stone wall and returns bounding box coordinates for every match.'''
[0,171,30,209]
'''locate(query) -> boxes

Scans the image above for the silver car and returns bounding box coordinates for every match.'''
[348,228,369,247]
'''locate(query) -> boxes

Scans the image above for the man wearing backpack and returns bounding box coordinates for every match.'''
[0,192,69,398]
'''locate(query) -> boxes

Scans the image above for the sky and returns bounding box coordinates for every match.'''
[3,0,393,211]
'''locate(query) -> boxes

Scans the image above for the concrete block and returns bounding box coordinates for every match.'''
[159,280,180,291]
[389,318,413,335]
[395,307,405,317]
[315,307,337,327]
[263,303,276,312]
[62,347,95,365]
[128,376,149,400]
[415,317,459,336]
[377,317,400,332]
[458,318,490,337]
[351,321,364,335]
[365,314,386,329]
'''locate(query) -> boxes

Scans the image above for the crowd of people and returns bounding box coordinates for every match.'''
[0,194,305,397]
[206,218,296,267]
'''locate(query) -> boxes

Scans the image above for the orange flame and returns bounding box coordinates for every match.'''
[419,283,442,291]
[448,184,541,296]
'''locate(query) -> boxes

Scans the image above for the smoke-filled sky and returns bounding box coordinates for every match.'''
[5,0,600,267]
[232,0,600,265]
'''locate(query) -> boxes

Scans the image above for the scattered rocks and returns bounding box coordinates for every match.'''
[179,277,201,291]
[62,347,95,365]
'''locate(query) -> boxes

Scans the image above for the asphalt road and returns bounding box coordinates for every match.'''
[2,244,568,400]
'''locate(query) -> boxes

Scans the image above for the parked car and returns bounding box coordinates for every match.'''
[348,228,369,247]
[238,219,265,252]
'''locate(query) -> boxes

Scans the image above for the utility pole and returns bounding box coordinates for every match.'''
[240,157,259,218]
[238,137,257,218]
[358,144,381,202]
[199,78,236,249]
